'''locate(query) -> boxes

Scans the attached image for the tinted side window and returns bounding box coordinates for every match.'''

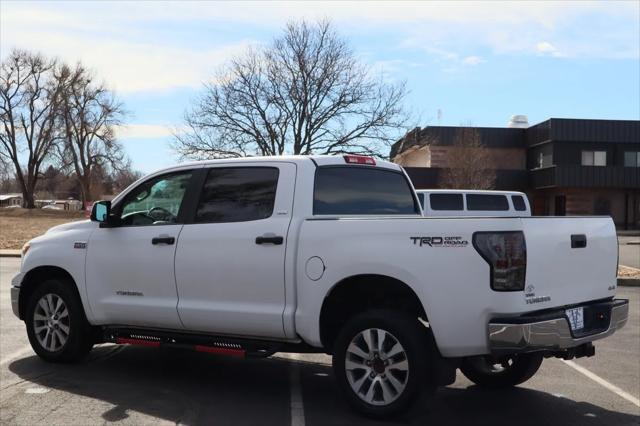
[429,193,464,210]
[314,167,418,215]
[466,194,509,211]
[511,195,527,211]
[195,167,279,223]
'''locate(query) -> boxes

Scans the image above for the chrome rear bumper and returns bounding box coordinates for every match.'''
[488,299,628,354]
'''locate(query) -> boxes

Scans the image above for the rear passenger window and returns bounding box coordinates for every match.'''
[466,194,509,211]
[314,167,418,215]
[429,194,463,210]
[195,167,279,223]
[511,195,527,211]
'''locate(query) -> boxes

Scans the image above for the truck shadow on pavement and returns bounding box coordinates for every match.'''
[7,345,639,426]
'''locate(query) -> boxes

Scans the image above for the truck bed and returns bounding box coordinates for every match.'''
[294,215,617,357]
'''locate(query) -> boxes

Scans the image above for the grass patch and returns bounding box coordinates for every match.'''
[0,208,85,250]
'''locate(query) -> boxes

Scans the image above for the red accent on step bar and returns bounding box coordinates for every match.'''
[116,337,161,347]
[195,345,245,358]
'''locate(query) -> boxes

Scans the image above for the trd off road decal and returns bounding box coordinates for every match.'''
[410,236,469,247]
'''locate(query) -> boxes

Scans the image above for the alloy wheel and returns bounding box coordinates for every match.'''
[33,293,70,352]
[344,328,409,406]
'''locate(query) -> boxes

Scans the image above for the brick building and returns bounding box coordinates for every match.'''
[391,118,640,229]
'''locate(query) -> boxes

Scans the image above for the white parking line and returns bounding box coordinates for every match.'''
[288,354,306,426]
[562,359,640,407]
[0,346,33,366]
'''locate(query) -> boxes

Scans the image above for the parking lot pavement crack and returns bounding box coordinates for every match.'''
[1,371,56,392]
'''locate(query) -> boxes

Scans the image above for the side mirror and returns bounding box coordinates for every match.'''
[90,201,112,225]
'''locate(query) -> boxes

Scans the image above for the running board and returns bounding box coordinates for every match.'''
[102,327,320,358]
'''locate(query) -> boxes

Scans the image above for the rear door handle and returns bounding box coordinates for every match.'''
[152,236,175,245]
[571,234,587,249]
[255,235,284,245]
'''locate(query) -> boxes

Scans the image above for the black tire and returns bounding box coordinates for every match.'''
[332,310,431,418]
[25,279,94,363]
[460,352,543,388]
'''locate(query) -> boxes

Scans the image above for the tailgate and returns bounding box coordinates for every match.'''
[520,217,617,308]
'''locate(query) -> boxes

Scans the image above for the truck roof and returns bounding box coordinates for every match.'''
[164,155,402,172]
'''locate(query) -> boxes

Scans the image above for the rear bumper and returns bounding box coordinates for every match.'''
[488,299,628,354]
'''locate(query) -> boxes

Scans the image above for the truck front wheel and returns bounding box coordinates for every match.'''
[332,310,431,418]
[460,352,543,388]
[25,279,94,363]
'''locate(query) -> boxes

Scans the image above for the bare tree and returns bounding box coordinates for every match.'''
[111,166,142,193]
[56,64,126,207]
[173,20,408,159]
[439,128,496,189]
[0,49,62,207]
[0,155,12,184]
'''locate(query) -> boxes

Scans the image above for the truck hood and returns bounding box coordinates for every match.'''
[46,219,94,235]
[27,219,96,246]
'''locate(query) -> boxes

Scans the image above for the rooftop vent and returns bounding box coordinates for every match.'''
[507,115,529,128]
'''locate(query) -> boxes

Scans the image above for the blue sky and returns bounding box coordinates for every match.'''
[2,1,639,172]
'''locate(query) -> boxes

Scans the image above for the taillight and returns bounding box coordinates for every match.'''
[473,231,526,291]
[343,155,376,165]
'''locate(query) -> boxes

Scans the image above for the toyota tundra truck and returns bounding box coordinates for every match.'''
[10,155,628,417]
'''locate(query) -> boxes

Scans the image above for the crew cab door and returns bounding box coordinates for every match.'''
[175,163,295,338]
[86,170,196,329]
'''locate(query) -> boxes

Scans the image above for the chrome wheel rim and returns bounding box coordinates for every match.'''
[33,293,70,352]
[345,328,409,406]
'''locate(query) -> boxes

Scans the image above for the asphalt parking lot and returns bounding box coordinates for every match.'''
[1,257,638,425]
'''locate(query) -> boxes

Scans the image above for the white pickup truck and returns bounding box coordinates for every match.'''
[11,155,628,417]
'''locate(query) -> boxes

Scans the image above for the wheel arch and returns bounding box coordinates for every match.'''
[18,265,84,320]
[318,274,428,352]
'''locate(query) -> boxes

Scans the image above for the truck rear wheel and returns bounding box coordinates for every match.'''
[25,279,94,363]
[460,352,543,388]
[332,310,431,418]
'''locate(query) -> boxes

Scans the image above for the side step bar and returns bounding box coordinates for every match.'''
[102,327,321,358]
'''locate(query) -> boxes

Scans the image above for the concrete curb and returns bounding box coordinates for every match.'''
[0,250,21,258]
[618,278,640,287]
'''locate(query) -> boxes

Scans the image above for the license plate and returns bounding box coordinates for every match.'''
[566,307,584,331]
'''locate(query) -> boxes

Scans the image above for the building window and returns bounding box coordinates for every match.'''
[538,152,553,168]
[581,150,606,166]
[624,151,640,167]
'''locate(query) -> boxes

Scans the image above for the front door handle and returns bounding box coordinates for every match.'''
[152,236,175,245]
[255,235,284,245]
